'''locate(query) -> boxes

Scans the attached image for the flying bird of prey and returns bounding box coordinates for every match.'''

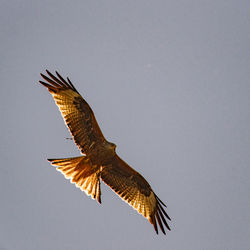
[39,70,171,234]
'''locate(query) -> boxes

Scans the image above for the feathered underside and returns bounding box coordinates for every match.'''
[48,156,102,203]
[100,155,171,234]
[39,70,171,234]
[39,70,106,158]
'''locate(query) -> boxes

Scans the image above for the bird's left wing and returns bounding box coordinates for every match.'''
[100,155,171,234]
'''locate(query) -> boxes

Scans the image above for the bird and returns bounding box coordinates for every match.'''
[39,70,171,234]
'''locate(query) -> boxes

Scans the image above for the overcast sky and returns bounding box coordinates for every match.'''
[1,1,250,249]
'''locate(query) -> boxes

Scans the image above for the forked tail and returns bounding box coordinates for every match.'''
[48,156,101,203]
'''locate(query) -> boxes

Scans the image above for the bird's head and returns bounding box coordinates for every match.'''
[109,142,117,151]
[102,141,117,161]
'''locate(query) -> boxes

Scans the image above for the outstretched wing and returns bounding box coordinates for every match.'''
[39,70,105,156]
[100,155,171,234]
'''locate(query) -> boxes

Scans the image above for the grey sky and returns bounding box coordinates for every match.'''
[1,0,250,249]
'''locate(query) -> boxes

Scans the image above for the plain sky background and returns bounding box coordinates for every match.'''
[1,1,249,249]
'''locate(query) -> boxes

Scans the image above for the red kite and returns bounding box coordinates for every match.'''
[39,70,171,234]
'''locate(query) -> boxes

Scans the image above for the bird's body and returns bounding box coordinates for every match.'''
[39,70,171,234]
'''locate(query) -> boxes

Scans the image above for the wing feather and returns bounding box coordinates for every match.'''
[100,155,171,234]
[39,70,105,156]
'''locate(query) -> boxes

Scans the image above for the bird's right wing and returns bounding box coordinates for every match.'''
[39,70,105,156]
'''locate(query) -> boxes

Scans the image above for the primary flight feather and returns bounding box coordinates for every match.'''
[39,70,171,234]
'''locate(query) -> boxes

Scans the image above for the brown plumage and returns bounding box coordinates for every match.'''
[39,70,171,234]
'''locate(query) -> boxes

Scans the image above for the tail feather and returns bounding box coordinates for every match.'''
[48,156,101,203]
